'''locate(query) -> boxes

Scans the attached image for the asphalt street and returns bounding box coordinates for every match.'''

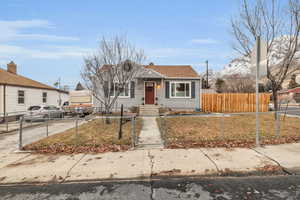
[1,175,300,200]
[279,106,300,116]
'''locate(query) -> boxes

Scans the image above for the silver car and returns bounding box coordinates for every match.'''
[24,105,63,121]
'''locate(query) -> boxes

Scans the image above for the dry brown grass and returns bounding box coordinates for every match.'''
[24,118,142,153]
[158,114,300,148]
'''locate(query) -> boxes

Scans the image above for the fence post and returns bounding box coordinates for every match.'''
[163,115,167,140]
[275,110,280,137]
[118,104,124,140]
[19,116,23,150]
[46,115,49,137]
[5,113,8,132]
[75,115,79,137]
[131,116,136,147]
[220,113,224,138]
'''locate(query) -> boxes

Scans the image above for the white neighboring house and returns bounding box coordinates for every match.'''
[0,61,69,116]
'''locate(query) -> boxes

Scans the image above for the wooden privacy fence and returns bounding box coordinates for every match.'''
[201,93,271,113]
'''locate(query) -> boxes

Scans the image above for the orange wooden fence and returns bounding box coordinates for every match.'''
[201,93,271,113]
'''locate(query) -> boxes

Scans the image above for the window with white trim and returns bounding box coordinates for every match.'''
[18,90,25,104]
[110,82,130,97]
[170,82,191,98]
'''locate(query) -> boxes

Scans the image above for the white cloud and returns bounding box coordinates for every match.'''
[190,38,218,44]
[0,19,79,42]
[0,44,92,59]
[0,20,87,61]
[147,47,230,59]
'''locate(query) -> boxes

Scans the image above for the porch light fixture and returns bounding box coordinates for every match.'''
[156,83,161,89]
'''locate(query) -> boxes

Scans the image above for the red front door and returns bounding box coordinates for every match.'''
[145,82,155,104]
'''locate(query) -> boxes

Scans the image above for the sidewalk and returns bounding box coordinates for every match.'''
[1,143,300,184]
[136,117,164,149]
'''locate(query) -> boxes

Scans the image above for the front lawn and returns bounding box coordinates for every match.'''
[157,114,300,148]
[24,118,142,153]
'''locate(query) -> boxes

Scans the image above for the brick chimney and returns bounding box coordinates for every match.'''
[7,61,17,74]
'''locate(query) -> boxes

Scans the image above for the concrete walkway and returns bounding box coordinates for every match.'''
[0,119,87,154]
[136,117,164,149]
[1,143,300,184]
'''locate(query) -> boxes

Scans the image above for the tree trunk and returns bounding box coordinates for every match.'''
[105,106,111,124]
[273,89,279,119]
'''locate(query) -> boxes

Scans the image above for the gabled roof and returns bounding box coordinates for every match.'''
[145,65,200,78]
[0,67,67,93]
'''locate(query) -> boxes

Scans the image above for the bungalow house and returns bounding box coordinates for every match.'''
[93,64,201,113]
[0,61,69,117]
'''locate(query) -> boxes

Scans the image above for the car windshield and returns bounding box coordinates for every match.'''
[28,106,41,111]
[43,106,58,110]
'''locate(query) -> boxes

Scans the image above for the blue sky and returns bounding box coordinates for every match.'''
[0,0,239,89]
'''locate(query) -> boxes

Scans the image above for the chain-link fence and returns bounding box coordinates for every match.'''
[158,109,300,148]
[0,111,28,134]
[17,114,139,151]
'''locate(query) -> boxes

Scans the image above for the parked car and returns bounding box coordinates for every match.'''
[24,105,64,122]
[62,101,93,117]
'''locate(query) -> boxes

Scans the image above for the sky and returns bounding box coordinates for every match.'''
[0,0,240,89]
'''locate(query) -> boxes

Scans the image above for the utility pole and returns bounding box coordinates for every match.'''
[205,60,209,89]
[58,77,62,106]
[255,36,261,146]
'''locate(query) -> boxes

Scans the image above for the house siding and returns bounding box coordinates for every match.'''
[93,78,201,111]
[4,85,69,113]
[158,79,200,110]
[0,85,3,113]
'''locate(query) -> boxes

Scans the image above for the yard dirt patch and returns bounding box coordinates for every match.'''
[23,118,142,154]
[158,114,300,148]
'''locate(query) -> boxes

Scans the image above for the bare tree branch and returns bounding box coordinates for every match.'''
[231,0,300,113]
[81,35,145,121]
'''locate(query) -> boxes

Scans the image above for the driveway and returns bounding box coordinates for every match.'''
[0,119,86,154]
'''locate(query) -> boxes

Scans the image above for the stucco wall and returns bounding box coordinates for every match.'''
[4,85,69,113]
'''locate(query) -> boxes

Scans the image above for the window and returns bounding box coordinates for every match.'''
[18,90,25,104]
[170,82,191,98]
[42,92,47,103]
[110,82,130,98]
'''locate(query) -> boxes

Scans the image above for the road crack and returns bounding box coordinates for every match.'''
[250,147,293,175]
[199,149,221,173]
[148,150,155,200]
[60,153,87,183]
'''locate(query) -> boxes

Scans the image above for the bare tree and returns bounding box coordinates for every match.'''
[231,0,300,114]
[81,36,145,122]
[223,74,256,93]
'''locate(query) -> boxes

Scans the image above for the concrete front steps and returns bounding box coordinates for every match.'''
[139,105,159,116]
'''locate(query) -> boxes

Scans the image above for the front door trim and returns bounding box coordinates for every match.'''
[144,81,156,105]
